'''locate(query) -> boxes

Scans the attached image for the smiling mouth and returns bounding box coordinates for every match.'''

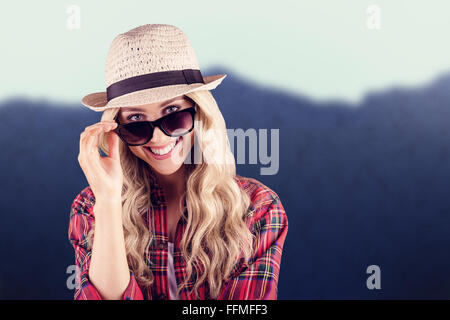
[145,137,181,156]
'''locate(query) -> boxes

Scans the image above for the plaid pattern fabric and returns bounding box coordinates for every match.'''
[68,171,288,300]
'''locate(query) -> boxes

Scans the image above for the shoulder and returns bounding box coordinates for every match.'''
[234,175,288,260]
[69,186,97,219]
[234,175,286,222]
[235,175,280,207]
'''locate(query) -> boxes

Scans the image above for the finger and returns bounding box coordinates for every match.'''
[80,127,105,175]
[86,126,107,158]
[79,123,116,164]
[79,131,90,164]
[84,120,117,131]
[91,123,117,155]
[108,125,120,160]
[78,136,101,185]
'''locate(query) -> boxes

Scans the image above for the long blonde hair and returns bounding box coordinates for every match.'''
[89,90,255,298]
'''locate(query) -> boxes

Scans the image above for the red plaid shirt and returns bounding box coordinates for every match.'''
[68,172,288,300]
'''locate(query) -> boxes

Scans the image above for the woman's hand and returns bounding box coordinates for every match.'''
[77,120,123,202]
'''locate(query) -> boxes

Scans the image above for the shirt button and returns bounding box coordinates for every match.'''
[158,242,166,250]
[157,293,167,300]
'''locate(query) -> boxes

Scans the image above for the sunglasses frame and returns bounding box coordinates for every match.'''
[113,103,197,146]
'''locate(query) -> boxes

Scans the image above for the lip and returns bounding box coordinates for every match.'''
[148,139,177,151]
[144,137,182,160]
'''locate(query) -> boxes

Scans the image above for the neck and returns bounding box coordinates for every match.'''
[155,164,187,200]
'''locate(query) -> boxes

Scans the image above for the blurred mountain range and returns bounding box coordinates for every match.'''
[0,67,450,299]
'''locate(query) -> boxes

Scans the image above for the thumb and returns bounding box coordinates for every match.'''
[108,129,121,161]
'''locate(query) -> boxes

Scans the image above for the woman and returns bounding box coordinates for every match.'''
[69,24,288,300]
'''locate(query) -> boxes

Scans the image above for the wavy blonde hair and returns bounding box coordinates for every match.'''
[87,90,255,298]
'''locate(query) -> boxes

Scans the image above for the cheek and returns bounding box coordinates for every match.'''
[129,146,145,159]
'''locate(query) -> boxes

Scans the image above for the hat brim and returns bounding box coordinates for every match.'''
[81,74,227,112]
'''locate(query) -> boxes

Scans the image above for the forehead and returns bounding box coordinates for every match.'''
[120,95,190,114]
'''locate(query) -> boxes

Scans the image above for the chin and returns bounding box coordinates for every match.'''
[150,163,184,176]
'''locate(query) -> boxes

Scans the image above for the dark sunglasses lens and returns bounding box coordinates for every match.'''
[119,122,152,145]
[161,110,194,136]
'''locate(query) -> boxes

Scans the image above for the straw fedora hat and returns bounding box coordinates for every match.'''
[81,24,227,112]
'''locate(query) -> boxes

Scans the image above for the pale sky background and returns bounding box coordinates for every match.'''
[1,0,449,106]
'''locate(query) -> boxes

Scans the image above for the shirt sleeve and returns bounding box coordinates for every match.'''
[68,188,144,300]
[218,195,288,300]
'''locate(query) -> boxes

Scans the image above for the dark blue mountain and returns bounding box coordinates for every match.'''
[1,67,450,299]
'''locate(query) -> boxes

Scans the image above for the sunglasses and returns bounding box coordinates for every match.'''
[113,104,197,146]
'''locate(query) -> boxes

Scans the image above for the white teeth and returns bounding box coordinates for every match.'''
[149,138,179,155]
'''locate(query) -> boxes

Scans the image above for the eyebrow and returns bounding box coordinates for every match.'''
[120,97,185,114]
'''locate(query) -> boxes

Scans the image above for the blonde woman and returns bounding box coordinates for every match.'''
[68,24,288,300]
